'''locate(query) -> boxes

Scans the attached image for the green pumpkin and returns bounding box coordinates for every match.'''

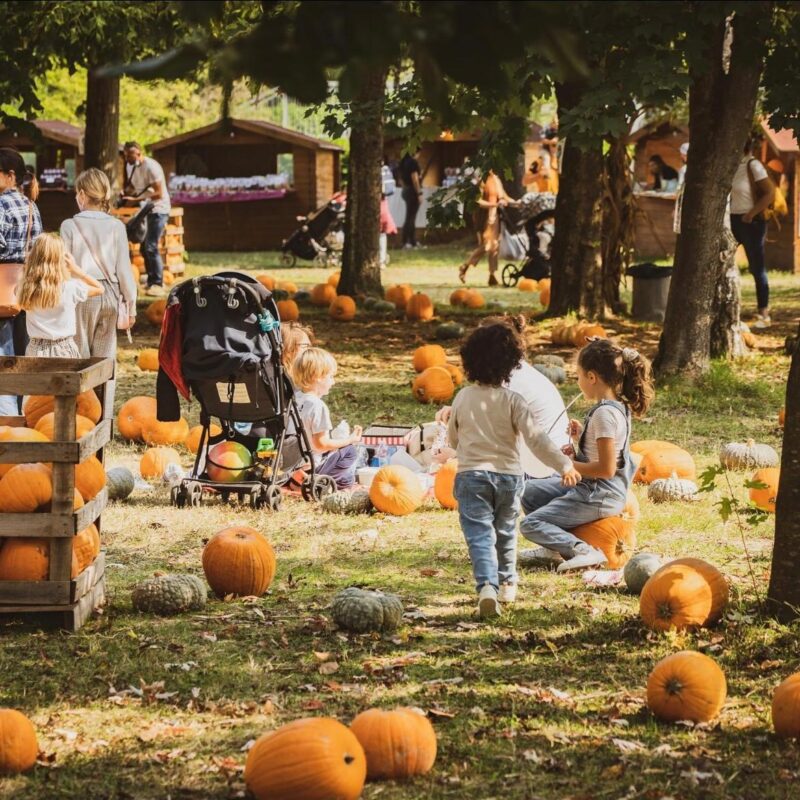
[271,288,290,301]
[623,553,663,595]
[362,296,379,310]
[331,587,404,633]
[435,322,465,341]
[131,574,207,615]
[293,289,311,304]
[322,490,373,515]
[485,300,505,310]
[106,466,135,501]
[533,364,566,384]
[372,300,397,314]
[532,354,566,368]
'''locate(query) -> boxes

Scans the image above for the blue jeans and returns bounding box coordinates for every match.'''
[730,214,768,309]
[142,212,169,287]
[454,470,523,592]
[317,444,357,489]
[0,315,27,415]
[519,476,626,558]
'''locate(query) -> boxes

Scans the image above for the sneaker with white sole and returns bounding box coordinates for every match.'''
[145,285,165,297]
[556,543,607,573]
[753,315,771,330]
[498,583,517,603]
[478,584,502,618]
[518,547,564,568]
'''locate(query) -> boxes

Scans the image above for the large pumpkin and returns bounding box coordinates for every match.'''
[749,467,780,512]
[434,460,458,510]
[442,363,464,387]
[0,463,52,512]
[329,295,357,321]
[0,538,79,580]
[449,288,469,307]
[244,717,366,800]
[24,389,102,428]
[145,298,167,326]
[412,367,454,404]
[518,278,538,292]
[328,271,341,288]
[202,525,276,598]
[140,447,182,480]
[0,709,38,774]
[405,293,434,322]
[117,396,157,441]
[574,324,607,346]
[772,673,800,738]
[386,284,413,310]
[571,516,636,569]
[0,428,49,479]
[310,283,336,307]
[640,558,729,631]
[350,707,437,780]
[34,413,95,443]
[276,299,300,322]
[369,466,423,516]
[184,423,223,454]
[73,523,100,572]
[463,289,485,309]
[75,456,106,502]
[630,440,680,456]
[412,345,447,373]
[634,446,696,484]
[647,651,727,723]
[137,349,159,371]
[277,280,298,295]
[141,416,190,446]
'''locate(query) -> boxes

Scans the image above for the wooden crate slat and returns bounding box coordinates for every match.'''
[71,551,105,602]
[0,579,105,630]
[0,579,71,605]
[0,357,113,395]
[78,419,112,461]
[74,488,108,532]
[49,395,77,583]
[0,439,79,464]
[0,415,26,427]
[0,511,73,537]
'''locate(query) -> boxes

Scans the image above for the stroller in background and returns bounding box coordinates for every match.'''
[501,193,557,287]
[161,272,336,511]
[280,195,346,268]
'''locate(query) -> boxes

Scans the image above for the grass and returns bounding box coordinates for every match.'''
[1,244,799,799]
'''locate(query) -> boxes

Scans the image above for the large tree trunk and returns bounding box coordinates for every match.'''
[339,69,386,298]
[549,83,604,318]
[84,68,121,191]
[654,11,765,375]
[601,136,634,314]
[768,325,800,620]
[710,227,747,358]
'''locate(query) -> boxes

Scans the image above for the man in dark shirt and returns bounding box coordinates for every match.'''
[399,150,423,248]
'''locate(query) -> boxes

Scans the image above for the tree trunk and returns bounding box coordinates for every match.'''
[601,136,634,314]
[654,11,765,376]
[710,227,747,358]
[768,325,800,620]
[549,83,604,319]
[84,68,121,191]
[339,69,386,298]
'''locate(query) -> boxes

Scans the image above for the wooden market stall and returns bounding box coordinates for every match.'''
[148,119,343,251]
[761,121,799,273]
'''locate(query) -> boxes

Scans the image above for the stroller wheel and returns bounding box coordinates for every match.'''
[265,485,283,511]
[187,481,203,507]
[502,263,520,287]
[302,474,337,502]
[280,252,297,268]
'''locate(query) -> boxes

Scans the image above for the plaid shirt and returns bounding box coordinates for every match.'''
[0,189,43,263]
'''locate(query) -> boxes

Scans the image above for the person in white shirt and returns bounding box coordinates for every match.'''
[122,141,171,297]
[730,135,775,329]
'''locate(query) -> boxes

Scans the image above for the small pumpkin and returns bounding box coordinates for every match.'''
[310,283,336,307]
[369,465,424,516]
[34,413,94,442]
[322,490,373,515]
[539,286,550,307]
[117,396,157,441]
[328,271,341,288]
[532,364,566,384]
[373,299,397,314]
[749,467,780,512]
[0,538,79,580]
[184,423,223,454]
[73,524,100,572]
[0,709,38,774]
[137,349,159,371]
[406,292,435,322]
[442,363,464,387]
[140,446,182,480]
[647,471,699,503]
[0,427,49,479]
[362,296,379,310]
[331,587,404,633]
[412,344,447,373]
[106,466,135,501]
[772,672,800,738]
[350,707,437,780]
[132,574,207,615]
[434,459,458,510]
[647,651,727,723]
[145,298,167,326]
[532,354,565,368]
[634,445,696,484]
[0,463,52,512]
[329,295,357,321]
[386,283,413,310]
[244,717,367,800]
[720,439,779,471]
[75,455,106,501]
[141,416,190,446]
[256,273,276,291]
[574,324,607,346]
[463,289,485,309]
[571,516,636,569]
[162,270,175,286]
[277,299,300,322]
[449,288,469,306]
[518,278,538,292]
[202,525,276,598]
[435,322,465,341]
[640,558,728,631]
[623,552,663,595]
[24,389,102,428]
[277,280,298,295]
[412,366,454,404]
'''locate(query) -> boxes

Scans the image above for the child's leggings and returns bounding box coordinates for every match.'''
[317,444,358,489]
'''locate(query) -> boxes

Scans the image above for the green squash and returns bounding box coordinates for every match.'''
[331,587,404,633]
[362,296,379,310]
[435,322,465,341]
[131,574,207,615]
[485,300,505,310]
[623,553,663,595]
[322,490,373,515]
[532,354,566,368]
[106,466,135,501]
[372,300,397,314]
[271,288,290,301]
[533,364,566,384]
[293,289,311,304]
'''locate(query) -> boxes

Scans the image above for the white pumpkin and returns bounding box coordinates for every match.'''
[647,471,699,503]
[719,438,779,470]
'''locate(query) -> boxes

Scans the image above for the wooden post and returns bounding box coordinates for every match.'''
[49,395,77,583]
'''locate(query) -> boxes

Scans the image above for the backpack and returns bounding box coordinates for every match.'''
[125,201,155,243]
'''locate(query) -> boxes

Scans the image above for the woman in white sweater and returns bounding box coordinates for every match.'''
[60,168,138,414]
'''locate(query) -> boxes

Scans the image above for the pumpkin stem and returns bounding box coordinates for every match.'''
[665,677,684,696]
[344,754,356,765]
[745,438,755,447]
[657,601,673,620]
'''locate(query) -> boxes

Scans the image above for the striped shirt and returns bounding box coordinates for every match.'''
[0,189,42,263]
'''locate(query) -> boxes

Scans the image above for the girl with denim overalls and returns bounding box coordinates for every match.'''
[519,339,655,573]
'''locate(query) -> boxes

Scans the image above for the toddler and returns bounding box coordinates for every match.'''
[448,323,580,619]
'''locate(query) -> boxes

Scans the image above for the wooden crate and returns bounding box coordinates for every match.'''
[112,207,186,276]
[0,357,113,630]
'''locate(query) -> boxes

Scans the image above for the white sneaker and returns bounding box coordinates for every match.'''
[403,243,414,250]
[498,583,517,603]
[753,315,771,330]
[478,584,502,618]
[556,543,607,573]
[145,285,165,297]
[518,547,564,568]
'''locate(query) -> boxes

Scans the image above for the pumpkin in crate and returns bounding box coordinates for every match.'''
[184,423,223,454]
[75,455,106,501]
[634,445,696,484]
[434,460,458,510]
[73,524,100,572]
[140,447,182,480]
[464,289,485,309]
[350,707,437,780]
[435,322,465,341]
[203,525,276,598]
[623,552,662,595]
[647,472,699,503]
[141,416,190,446]
[137,348,160,371]
[518,278,538,292]
[0,428,49,479]
[132,574,207,615]
[331,587,404,633]
[369,465,424,516]
[572,516,636,569]
[406,292,435,322]
[386,283,413,309]
[0,463,52,512]
[277,280,298,295]
[145,298,167,326]
[442,363,464,387]
[310,283,336,307]
[276,299,300,322]
[749,467,780,512]
[647,651,727,723]
[328,271,341,288]
[106,466,135,501]
[412,366,454,404]
[24,389,102,428]
[206,441,252,483]
[719,439,779,470]
[0,538,79,580]
[117,396,157,441]
[0,709,38,774]
[449,288,469,306]
[772,673,800,738]
[329,295,357,321]
[34,413,94,442]
[640,557,728,631]
[412,344,447,373]
[244,717,366,800]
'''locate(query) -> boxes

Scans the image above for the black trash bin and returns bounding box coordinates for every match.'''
[626,263,674,323]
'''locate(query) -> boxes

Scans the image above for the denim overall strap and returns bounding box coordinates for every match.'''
[576,399,635,495]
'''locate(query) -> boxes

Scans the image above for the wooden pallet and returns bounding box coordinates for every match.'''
[112,207,186,276]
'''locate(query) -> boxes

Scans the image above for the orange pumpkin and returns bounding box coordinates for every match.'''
[463,289,485,309]
[145,298,167,326]
[442,363,464,387]
[538,277,551,292]
[277,299,300,322]
[328,271,341,288]
[647,651,727,723]
[0,427,49,478]
[202,525,276,598]
[772,672,800,738]
[434,460,458,510]
[0,463,52,512]
[631,440,681,456]
[449,288,469,306]
[256,273,276,291]
[137,349,159,371]
[634,446,696,484]
[574,324,607,346]
[34,413,94,442]
[184,423,223,454]
[277,280,298,295]
[539,286,550,308]
[412,366,454,404]
[0,538,79,580]
[640,558,729,631]
[369,465,424,516]
[406,292,435,322]
[386,284,413,310]
[73,524,100,572]
[571,516,636,569]
[244,717,366,800]
[329,295,357,321]
[162,270,175,286]
[622,490,640,521]
[350,707,437,780]
[24,389,102,428]
[141,416,190,446]
[518,278,538,292]
[310,283,336,307]
[75,456,106,501]
[412,344,447,373]
[0,709,39,774]
[749,467,780,512]
[117,396,157,441]
[140,447,182,480]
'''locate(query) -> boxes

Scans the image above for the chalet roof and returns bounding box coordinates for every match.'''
[626,119,689,145]
[0,119,83,148]
[149,118,343,153]
[762,121,799,154]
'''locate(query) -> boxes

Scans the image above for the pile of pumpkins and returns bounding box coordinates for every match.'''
[449,287,485,309]
[550,319,609,348]
[517,276,551,308]
[410,344,463,405]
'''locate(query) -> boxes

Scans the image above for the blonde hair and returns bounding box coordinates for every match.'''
[18,233,66,311]
[280,321,315,379]
[293,347,337,391]
[75,168,112,212]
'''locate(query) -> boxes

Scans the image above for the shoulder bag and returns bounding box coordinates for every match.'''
[0,199,33,318]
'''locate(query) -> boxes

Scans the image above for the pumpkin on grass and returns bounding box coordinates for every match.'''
[331,587,404,633]
[623,553,663,595]
[184,423,223,454]
[0,709,38,774]
[117,396,157,441]
[442,363,464,387]
[137,349,159,371]
[434,460,458,510]
[463,289,485,309]
[328,271,341,288]
[24,389,102,428]
[369,465,423,516]
[106,466,135,501]
[719,439,779,470]
[518,278,538,292]
[141,416,190,446]
[538,286,550,307]
[202,525,276,598]
[412,367,454,404]
[329,295,357,321]
[145,298,167,326]
[0,463,52,512]
[310,283,336,307]
[276,299,300,322]
[772,673,800,738]
[647,472,699,503]
[647,651,727,723]
[0,428,49,479]
[749,467,780,512]
[75,456,106,501]
[350,707,437,780]
[140,447,182,480]
[132,574,207,615]
[256,273,276,291]
[277,280,298,295]
[634,445,696,484]
[571,516,636,569]
[412,344,447,373]
[449,288,469,306]
[244,717,366,800]
[0,538,79,580]
[406,292,435,322]
[34,413,94,442]
[386,284,413,310]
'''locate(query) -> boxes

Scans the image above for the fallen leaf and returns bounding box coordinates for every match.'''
[313,651,332,662]
[611,738,646,753]
[302,699,324,711]
[419,568,441,577]
[319,661,340,675]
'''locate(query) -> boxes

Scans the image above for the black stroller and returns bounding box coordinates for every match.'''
[159,272,336,511]
[280,196,345,268]
[501,193,556,287]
